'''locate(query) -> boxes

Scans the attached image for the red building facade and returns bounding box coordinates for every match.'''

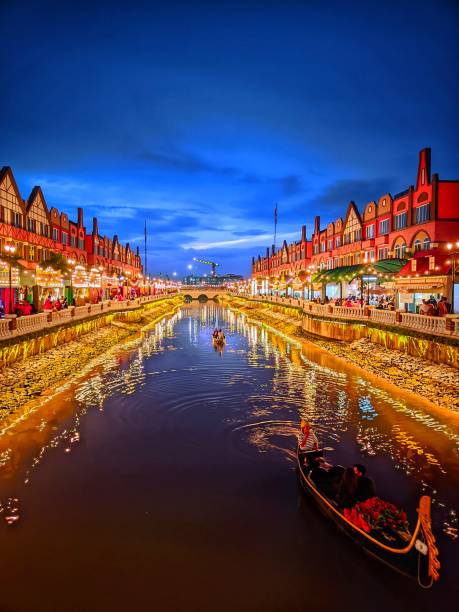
[0,166,143,312]
[251,148,459,304]
[311,148,459,273]
[251,225,312,294]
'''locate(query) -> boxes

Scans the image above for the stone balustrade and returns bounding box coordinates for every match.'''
[0,293,178,342]
[230,293,459,339]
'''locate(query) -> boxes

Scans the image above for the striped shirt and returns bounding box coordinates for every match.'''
[299,431,319,451]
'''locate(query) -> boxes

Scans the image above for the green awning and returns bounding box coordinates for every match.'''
[312,258,407,284]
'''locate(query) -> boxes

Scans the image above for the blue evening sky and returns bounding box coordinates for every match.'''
[1,0,458,277]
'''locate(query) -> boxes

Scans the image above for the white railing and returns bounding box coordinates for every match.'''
[16,313,48,334]
[0,319,11,338]
[0,293,178,341]
[369,309,397,325]
[235,293,459,338]
[331,305,366,319]
[399,312,447,335]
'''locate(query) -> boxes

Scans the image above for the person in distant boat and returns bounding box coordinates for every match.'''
[337,467,359,508]
[217,328,225,341]
[212,328,219,339]
[353,464,376,503]
[298,420,319,452]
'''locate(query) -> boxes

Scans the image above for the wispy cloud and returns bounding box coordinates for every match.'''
[183,231,298,251]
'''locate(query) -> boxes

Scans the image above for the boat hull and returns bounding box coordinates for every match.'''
[297,448,435,584]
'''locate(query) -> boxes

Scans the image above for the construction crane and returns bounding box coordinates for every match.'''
[193,257,220,277]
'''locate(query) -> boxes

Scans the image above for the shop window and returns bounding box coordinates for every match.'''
[366,224,374,239]
[378,247,388,260]
[414,239,421,252]
[415,204,430,224]
[62,232,68,245]
[394,243,406,259]
[41,223,49,237]
[379,219,389,235]
[394,212,407,230]
[423,237,431,251]
[335,236,341,247]
[27,218,36,233]
[53,228,59,241]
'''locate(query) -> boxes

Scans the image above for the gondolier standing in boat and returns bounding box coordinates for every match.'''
[298,420,319,453]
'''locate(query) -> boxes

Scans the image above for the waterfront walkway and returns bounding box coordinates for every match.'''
[0,293,179,342]
[232,293,459,339]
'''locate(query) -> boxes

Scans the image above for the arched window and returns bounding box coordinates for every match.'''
[414,240,421,252]
[423,237,431,251]
[395,245,401,259]
[401,243,406,257]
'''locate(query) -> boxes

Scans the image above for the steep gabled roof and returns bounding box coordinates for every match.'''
[0,166,26,213]
[26,186,51,220]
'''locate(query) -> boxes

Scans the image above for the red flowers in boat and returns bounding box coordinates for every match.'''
[344,497,411,540]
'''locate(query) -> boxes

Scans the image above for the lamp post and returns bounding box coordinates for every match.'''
[446,241,459,314]
[4,244,16,315]
[67,258,76,304]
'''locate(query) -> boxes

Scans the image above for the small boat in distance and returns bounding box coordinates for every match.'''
[212,329,226,346]
[297,446,440,587]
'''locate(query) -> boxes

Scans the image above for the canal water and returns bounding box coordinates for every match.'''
[0,303,458,612]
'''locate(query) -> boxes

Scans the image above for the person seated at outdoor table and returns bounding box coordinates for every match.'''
[353,464,376,503]
[62,297,68,309]
[337,467,359,509]
[43,295,53,311]
[437,296,449,316]
[55,298,62,311]
[419,299,433,316]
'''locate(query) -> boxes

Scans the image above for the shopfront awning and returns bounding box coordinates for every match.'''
[312,259,407,285]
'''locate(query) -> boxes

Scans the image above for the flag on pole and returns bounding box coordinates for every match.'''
[274,203,278,249]
[144,219,147,276]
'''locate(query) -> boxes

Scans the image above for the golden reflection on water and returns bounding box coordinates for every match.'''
[0,303,457,542]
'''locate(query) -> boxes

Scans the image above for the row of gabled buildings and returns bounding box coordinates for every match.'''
[0,166,143,313]
[251,148,459,311]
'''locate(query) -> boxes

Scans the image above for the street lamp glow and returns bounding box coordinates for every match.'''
[187,264,193,270]
[172,272,177,277]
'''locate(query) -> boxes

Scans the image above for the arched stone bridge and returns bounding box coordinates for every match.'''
[180,288,226,302]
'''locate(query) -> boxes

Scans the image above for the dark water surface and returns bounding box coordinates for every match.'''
[0,304,458,612]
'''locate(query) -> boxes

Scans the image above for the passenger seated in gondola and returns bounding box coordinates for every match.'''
[310,458,345,498]
[353,464,375,502]
[212,328,219,339]
[217,329,225,341]
[336,467,358,509]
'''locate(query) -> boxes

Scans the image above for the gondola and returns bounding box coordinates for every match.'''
[212,336,226,346]
[297,446,440,587]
